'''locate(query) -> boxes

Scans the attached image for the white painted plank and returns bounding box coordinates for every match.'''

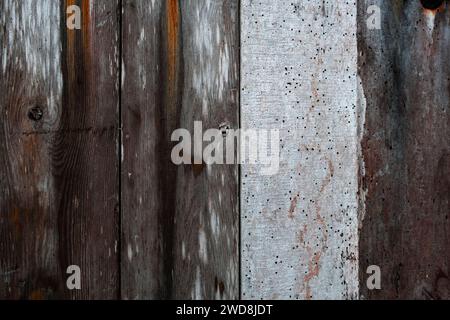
[241,0,359,300]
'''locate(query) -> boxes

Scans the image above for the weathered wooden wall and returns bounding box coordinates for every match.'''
[0,0,120,299]
[121,0,239,299]
[0,0,448,301]
[358,0,450,299]
[241,0,359,299]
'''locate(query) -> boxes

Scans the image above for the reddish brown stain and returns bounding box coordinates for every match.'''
[288,195,298,219]
[304,249,322,300]
[81,0,91,53]
[10,207,22,234]
[66,0,76,82]
[192,162,206,177]
[215,277,226,296]
[304,251,322,283]
[167,0,180,84]
[163,0,181,130]
[295,155,333,299]
[301,158,334,299]
[311,78,319,102]
[319,158,334,194]
[65,0,91,88]
[315,161,332,244]
[298,225,307,244]
[29,289,45,300]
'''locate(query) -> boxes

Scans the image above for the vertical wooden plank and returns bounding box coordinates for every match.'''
[173,0,239,300]
[241,1,359,299]
[0,0,63,299]
[358,0,450,299]
[121,0,165,299]
[59,0,121,300]
[121,0,239,299]
[0,0,120,299]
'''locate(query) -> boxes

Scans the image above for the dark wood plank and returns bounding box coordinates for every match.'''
[120,0,165,299]
[358,0,450,299]
[121,0,239,299]
[0,0,120,299]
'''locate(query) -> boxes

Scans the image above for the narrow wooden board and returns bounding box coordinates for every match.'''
[358,0,450,299]
[0,0,120,299]
[121,0,239,299]
[241,0,359,300]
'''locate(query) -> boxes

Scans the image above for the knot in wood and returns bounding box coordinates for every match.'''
[28,106,44,121]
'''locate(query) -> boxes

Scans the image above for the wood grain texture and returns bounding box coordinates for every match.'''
[358,0,450,299]
[0,0,120,299]
[241,0,359,300]
[121,0,239,300]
